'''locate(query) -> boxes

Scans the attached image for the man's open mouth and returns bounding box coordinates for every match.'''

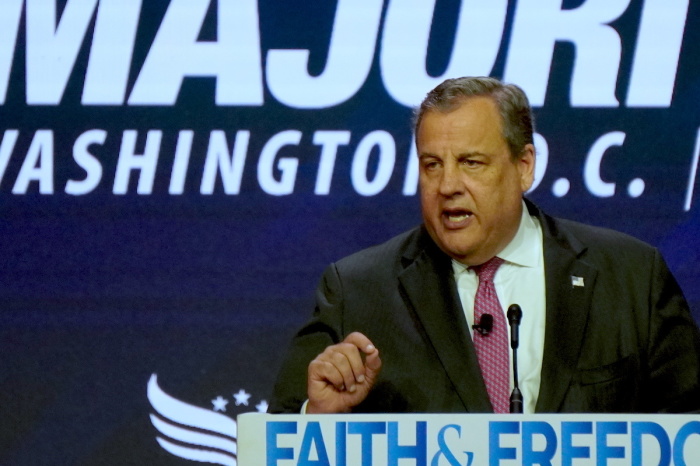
[442,209,473,226]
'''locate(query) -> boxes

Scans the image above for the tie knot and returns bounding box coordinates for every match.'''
[474,256,504,282]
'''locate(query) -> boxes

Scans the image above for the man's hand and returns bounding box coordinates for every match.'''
[306,332,382,414]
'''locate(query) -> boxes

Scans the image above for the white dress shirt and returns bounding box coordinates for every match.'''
[452,202,546,413]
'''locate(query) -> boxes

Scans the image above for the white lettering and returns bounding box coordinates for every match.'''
[169,130,195,195]
[584,131,625,198]
[382,0,507,107]
[352,130,395,196]
[258,130,301,196]
[113,130,162,194]
[13,130,54,194]
[26,0,98,104]
[0,130,19,187]
[504,0,630,107]
[684,127,700,212]
[313,131,351,195]
[82,0,141,104]
[402,139,419,196]
[0,0,23,104]
[66,129,105,195]
[266,0,382,108]
[200,130,249,194]
[129,0,263,105]
[626,0,688,107]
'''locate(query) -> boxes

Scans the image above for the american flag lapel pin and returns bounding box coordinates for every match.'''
[571,276,585,287]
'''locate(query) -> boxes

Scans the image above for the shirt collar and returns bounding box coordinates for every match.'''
[451,200,542,274]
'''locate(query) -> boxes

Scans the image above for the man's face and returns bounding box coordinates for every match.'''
[417,96,535,266]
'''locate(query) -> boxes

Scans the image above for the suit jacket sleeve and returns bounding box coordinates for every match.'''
[645,249,700,412]
[547,242,700,413]
[269,263,345,413]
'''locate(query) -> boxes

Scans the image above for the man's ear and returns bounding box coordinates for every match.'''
[518,143,536,192]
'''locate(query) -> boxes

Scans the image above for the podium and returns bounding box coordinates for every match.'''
[238,413,700,465]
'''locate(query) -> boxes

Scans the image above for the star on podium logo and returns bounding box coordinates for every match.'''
[211,395,229,412]
[233,389,251,406]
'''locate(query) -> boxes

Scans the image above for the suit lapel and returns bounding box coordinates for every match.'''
[533,212,598,412]
[398,234,492,412]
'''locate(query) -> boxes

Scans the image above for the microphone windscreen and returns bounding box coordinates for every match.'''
[507,304,522,324]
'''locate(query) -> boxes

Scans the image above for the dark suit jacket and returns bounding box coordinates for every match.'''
[270,200,700,413]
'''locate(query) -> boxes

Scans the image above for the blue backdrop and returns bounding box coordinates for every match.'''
[1,0,699,464]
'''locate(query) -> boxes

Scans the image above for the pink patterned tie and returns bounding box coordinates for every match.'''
[473,256,509,413]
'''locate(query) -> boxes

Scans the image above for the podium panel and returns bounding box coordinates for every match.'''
[238,413,700,465]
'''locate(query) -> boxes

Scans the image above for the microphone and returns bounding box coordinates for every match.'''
[472,313,493,335]
[507,304,522,348]
[507,304,523,413]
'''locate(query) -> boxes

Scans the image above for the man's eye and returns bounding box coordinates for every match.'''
[463,159,480,167]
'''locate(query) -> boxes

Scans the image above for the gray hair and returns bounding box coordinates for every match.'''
[414,76,534,158]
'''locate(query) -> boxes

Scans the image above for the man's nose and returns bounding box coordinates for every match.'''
[438,163,464,197]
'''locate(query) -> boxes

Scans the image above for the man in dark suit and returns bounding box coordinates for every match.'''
[270,77,700,414]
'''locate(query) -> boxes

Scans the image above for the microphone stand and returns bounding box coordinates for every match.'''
[507,304,523,413]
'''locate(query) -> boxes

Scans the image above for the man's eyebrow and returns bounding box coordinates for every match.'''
[418,151,491,159]
[457,151,489,158]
